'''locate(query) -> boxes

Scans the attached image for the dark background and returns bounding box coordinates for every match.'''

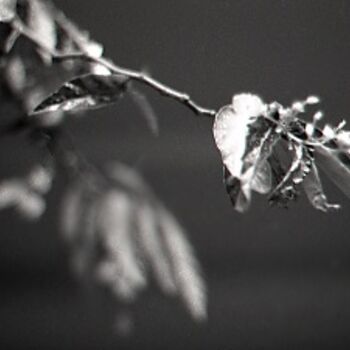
[1,0,350,349]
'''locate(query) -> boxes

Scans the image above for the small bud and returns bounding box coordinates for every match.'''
[292,101,305,113]
[336,131,350,150]
[313,111,323,121]
[323,124,336,139]
[306,95,320,104]
[91,63,111,76]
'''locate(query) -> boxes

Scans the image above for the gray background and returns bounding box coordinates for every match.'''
[1,0,350,349]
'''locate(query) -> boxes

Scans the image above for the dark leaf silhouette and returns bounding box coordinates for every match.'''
[31,73,130,115]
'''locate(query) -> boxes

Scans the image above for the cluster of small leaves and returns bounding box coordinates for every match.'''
[61,163,206,323]
[213,93,349,212]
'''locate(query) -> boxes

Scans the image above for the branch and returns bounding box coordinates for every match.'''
[13,18,217,118]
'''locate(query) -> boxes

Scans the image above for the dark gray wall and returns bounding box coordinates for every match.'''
[1,1,350,349]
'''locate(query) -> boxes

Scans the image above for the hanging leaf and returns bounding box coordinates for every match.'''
[134,201,177,295]
[31,73,130,115]
[303,163,340,212]
[0,0,16,23]
[60,163,207,323]
[157,205,207,321]
[213,94,279,212]
[96,191,148,301]
[315,144,350,198]
[268,143,313,207]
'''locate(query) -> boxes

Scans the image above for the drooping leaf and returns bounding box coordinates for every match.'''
[268,143,311,207]
[60,163,207,322]
[0,0,16,23]
[96,191,147,301]
[223,166,248,212]
[213,94,279,212]
[157,206,207,321]
[303,163,340,212]
[135,201,177,294]
[31,73,130,115]
[0,178,45,220]
[315,144,350,198]
[109,163,206,319]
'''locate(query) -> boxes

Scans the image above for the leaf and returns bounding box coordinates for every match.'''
[268,143,308,207]
[315,144,350,198]
[109,163,206,319]
[213,105,250,178]
[31,73,130,115]
[303,163,340,212]
[223,166,249,212]
[0,0,16,23]
[214,94,279,212]
[26,0,57,64]
[0,179,45,220]
[135,201,177,294]
[157,205,207,321]
[60,163,207,322]
[96,191,147,301]
[2,25,20,53]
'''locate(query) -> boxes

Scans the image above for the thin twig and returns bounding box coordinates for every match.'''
[14,18,217,118]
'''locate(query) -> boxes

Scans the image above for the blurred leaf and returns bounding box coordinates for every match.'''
[129,87,159,135]
[0,0,16,23]
[61,163,207,322]
[303,163,340,212]
[315,144,350,198]
[135,201,177,294]
[96,190,148,301]
[31,73,129,115]
[26,0,56,64]
[54,7,103,58]
[157,205,207,321]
